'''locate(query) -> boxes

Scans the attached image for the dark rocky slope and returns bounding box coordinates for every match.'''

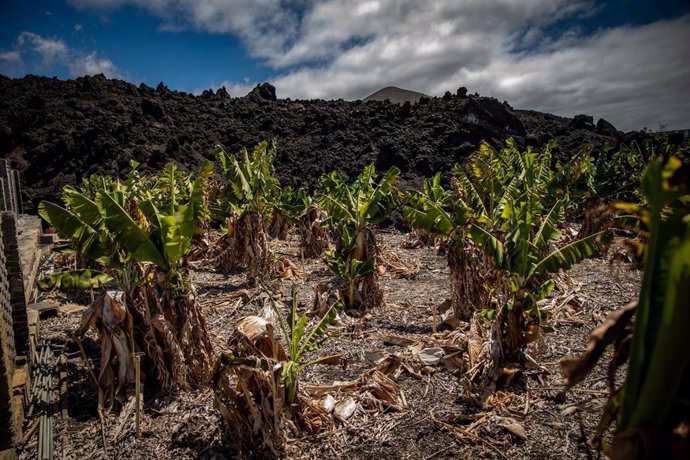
[0,74,624,212]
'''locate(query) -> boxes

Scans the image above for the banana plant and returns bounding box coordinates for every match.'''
[268,186,310,239]
[38,162,215,398]
[468,139,592,222]
[324,249,375,308]
[317,165,400,241]
[403,172,469,240]
[213,140,280,218]
[316,164,400,309]
[265,283,341,404]
[403,172,486,321]
[466,142,611,363]
[580,141,651,204]
[470,200,610,360]
[404,139,603,331]
[561,155,690,459]
[610,157,689,457]
[211,141,280,280]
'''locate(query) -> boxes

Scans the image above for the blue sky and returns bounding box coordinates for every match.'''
[1,1,689,130]
[0,0,271,89]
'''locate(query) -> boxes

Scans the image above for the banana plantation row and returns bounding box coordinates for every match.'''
[37,138,689,457]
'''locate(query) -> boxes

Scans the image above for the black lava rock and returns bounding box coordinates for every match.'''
[249,83,277,101]
[570,114,595,131]
[141,98,165,120]
[596,118,619,137]
[0,75,624,212]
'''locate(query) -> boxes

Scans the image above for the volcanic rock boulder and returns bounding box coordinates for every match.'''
[596,118,619,137]
[141,98,165,120]
[570,114,596,131]
[249,83,277,101]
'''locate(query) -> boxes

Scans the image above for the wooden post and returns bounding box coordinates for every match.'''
[300,248,306,285]
[59,354,68,418]
[134,354,141,438]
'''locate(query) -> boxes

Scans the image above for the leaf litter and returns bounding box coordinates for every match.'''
[26,228,641,459]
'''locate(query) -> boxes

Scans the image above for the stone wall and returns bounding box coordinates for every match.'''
[0,215,19,452]
[0,214,27,357]
[0,171,36,456]
[0,211,32,455]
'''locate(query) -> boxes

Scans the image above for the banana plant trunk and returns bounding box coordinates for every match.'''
[299,205,328,258]
[352,228,383,310]
[448,239,491,322]
[141,273,216,386]
[214,212,274,282]
[577,196,613,242]
[497,291,527,364]
[268,211,289,240]
[74,275,216,407]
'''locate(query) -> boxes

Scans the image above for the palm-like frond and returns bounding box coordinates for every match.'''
[532,231,609,276]
[98,192,167,268]
[532,198,566,246]
[469,223,506,268]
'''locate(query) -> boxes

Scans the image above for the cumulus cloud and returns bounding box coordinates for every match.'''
[460,16,690,131]
[0,50,22,64]
[16,32,68,64]
[68,51,118,77]
[68,0,303,62]
[0,31,119,78]
[50,1,690,129]
[268,12,690,131]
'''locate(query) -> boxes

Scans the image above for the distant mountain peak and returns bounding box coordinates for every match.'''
[363,86,428,104]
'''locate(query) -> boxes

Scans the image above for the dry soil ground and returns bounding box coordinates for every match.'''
[22,229,641,459]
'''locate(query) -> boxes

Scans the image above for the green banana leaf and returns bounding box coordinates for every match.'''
[298,302,339,356]
[39,200,106,260]
[533,231,609,275]
[63,187,104,227]
[453,165,488,219]
[628,212,690,430]
[38,201,86,239]
[190,160,215,225]
[469,223,506,268]
[532,198,566,247]
[98,192,167,268]
[402,196,455,236]
[620,157,690,433]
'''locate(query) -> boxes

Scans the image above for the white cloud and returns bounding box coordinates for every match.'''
[458,16,690,131]
[68,51,118,77]
[0,50,22,64]
[16,32,68,64]
[69,0,302,62]
[0,31,119,78]
[74,24,84,31]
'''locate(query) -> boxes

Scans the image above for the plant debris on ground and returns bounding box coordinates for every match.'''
[25,229,642,459]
